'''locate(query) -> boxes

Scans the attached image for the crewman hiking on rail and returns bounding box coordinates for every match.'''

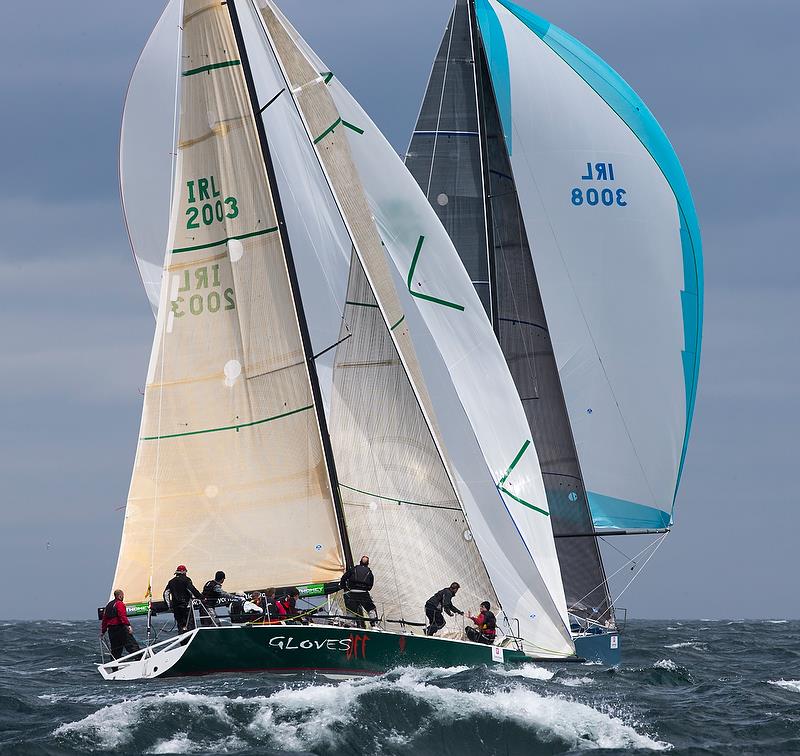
[100,589,141,659]
[424,582,463,636]
[164,565,203,632]
[340,555,378,628]
[465,601,497,645]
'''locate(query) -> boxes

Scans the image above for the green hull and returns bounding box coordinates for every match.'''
[162,624,530,678]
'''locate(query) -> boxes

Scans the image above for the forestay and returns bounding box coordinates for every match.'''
[475,0,703,530]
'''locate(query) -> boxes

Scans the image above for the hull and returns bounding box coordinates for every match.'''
[573,631,621,666]
[99,623,539,680]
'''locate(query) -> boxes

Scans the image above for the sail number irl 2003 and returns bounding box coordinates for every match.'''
[185,175,238,229]
[171,265,235,319]
[571,162,627,208]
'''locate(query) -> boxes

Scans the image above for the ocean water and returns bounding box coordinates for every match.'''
[1,619,798,754]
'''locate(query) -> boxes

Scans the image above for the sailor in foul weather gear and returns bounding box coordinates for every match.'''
[202,571,239,605]
[274,587,305,623]
[263,587,286,623]
[340,555,378,628]
[465,601,497,645]
[100,589,141,659]
[164,565,203,632]
[201,570,244,625]
[424,582,463,636]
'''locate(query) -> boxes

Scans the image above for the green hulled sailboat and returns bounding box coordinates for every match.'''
[100,0,592,680]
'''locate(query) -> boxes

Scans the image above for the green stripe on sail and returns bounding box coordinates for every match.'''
[313,117,364,144]
[498,485,550,517]
[390,315,405,331]
[320,71,334,84]
[496,439,549,516]
[407,236,465,311]
[172,227,278,254]
[498,439,530,485]
[339,483,460,512]
[182,60,241,77]
[141,404,313,441]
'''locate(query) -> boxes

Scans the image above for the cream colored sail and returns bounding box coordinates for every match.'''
[112,0,344,601]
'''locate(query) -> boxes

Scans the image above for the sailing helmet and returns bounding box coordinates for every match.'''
[175,565,187,574]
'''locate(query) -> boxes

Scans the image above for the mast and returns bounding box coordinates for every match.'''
[226,0,353,570]
[468,0,499,338]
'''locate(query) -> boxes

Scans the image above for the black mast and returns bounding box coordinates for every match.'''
[468,0,499,338]
[226,0,353,570]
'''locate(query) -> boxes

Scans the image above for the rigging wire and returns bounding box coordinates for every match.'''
[568,535,664,613]
[611,532,669,605]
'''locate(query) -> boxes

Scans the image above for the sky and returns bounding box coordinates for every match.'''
[0,0,797,621]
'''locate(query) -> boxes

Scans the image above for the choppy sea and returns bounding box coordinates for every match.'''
[0,619,798,754]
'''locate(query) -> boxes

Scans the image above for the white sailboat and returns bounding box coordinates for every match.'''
[100,0,584,680]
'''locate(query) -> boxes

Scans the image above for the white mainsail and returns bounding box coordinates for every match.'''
[117,0,574,656]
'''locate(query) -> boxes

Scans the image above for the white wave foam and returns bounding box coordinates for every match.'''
[148,733,246,753]
[558,676,595,687]
[768,679,800,693]
[54,667,668,752]
[653,659,679,671]
[55,690,234,749]
[491,663,554,681]
[764,620,789,624]
[664,641,708,651]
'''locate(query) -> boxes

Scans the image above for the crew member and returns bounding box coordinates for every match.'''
[164,565,203,632]
[424,582,463,636]
[100,589,141,659]
[276,587,302,623]
[340,555,378,629]
[264,588,286,623]
[202,571,238,606]
[465,601,497,645]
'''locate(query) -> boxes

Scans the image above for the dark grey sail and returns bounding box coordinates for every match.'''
[406,0,612,623]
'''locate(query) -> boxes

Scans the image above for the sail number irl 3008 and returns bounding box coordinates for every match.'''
[571,162,627,208]
[185,175,239,229]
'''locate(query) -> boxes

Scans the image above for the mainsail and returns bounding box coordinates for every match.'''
[115,0,574,656]
[113,0,346,599]
[408,0,702,616]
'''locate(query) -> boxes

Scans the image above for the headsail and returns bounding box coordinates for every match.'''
[268,1,573,654]
[472,0,702,531]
